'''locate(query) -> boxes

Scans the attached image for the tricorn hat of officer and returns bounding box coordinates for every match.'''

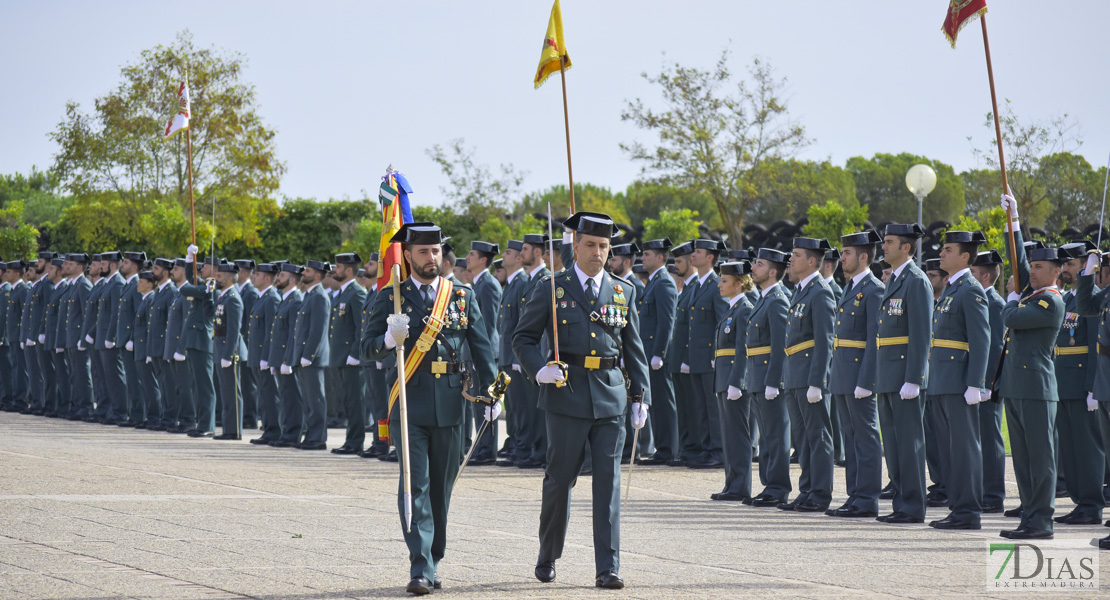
[562,211,617,238]
[728,249,754,261]
[38,251,59,260]
[720,261,753,276]
[454,257,467,268]
[442,241,454,256]
[356,268,366,278]
[642,238,672,252]
[1059,240,1096,260]
[611,242,640,256]
[756,248,790,264]
[50,257,65,267]
[973,250,1003,266]
[138,270,155,281]
[368,252,380,262]
[885,223,925,239]
[692,239,725,253]
[305,260,331,273]
[632,263,646,274]
[67,253,90,264]
[924,258,946,273]
[1023,239,1045,252]
[6,260,26,271]
[256,263,279,274]
[491,258,503,269]
[521,233,549,246]
[153,258,174,269]
[1028,246,1065,264]
[670,241,694,258]
[506,239,524,251]
[841,229,883,247]
[234,259,256,270]
[824,248,841,262]
[333,253,361,265]
[792,237,832,252]
[390,222,449,245]
[218,262,239,273]
[173,258,188,269]
[123,251,147,263]
[942,230,987,245]
[90,253,102,262]
[280,263,305,274]
[470,241,498,255]
[202,256,226,267]
[100,251,122,262]
[550,239,562,250]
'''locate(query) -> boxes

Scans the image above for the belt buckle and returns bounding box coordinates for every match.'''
[431,359,448,375]
[584,356,601,370]
[423,314,445,331]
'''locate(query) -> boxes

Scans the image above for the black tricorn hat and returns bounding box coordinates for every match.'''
[720,261,752,276]
[6,260,26,271]
[38,251,59,260]
[471,241,499,255]
[562,211,617,238]
[153,258,174,269]
[173,258,188,269]
[924,258,946,273]
[824,248,841,262]
[611,242,640,256]
[491,258,504,269]
[973,250,1003,266]
[334,253,361,265]
[692,239,725,253]
[632,263,646,274]
[67,253,91,264]
[217,262,239,273]
[792,237,832,252]
[202,256,226,267]
[123,251,147,263]
[521,233,549,246]
[368,252,380,262]
[256,263,279,274]
[1028,247,1065,264]
[757,248,790,264]
[506,240,524,251]
[885,223,925,239]
[234,259,256,270]
[454,258,467,268]
[280,263,305,274]
[642,238,672,251]
[390,222,449,245]
[728,249,754,261]
[50,257,65,267]
[670,241,694,258]
[305,260,331,273]
[1059,240,1096,260]
[138,270,155,281]
[942,230,987,245]
[842,229,883,247]
[100,251,122,262]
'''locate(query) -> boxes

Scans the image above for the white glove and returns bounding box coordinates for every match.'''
[145,356,152,364]
[1087,392,1098,412]
[186,244,198,260]
[56,348,64,354]
[853,386,871,399]
[270,367,277,375]
[1007,291,1021,303]
[384,313,410,349]
[631,402,648,429]
[964,386,980,406]
[280,363,292,375]
[77,342,86,351]
[764,386,780,400]
[620,357,625,369]
[680,362,690,374]
[1085,252,1101,276]
[484,401,503,422]
[20,342,25,350]
[26,339,35,347]
[259,360,269,370]
[899,382,920,400]
[980,388,991,403]
[536,364,566,385]
[375,361,383,370]
[726,385,742,401]
[125,341,133,351]
[512,363,522,373]
[85,334,94,345]
[710,359,715,369]
[562,229,574,244]
[173,352,186,362]
[38,334,46,345]
[221,358,231,368]
[346,355,360,366]
[1000,193,1019,217]
[650,356,663,370]
[806,386,822,404]
[300,357,311,367]
[104,341,114,349]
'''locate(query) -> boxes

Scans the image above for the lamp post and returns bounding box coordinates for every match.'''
[906,164,937,266]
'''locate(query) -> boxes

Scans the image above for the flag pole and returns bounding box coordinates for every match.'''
[980,15,1020,292]
[186,127,199,282]
[559,56,576,214]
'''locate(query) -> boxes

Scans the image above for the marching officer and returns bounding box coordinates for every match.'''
[329,253,369,455]
[637,238,679,466]
[827,230,885,518]
[745,248,791,506]
[971,250,1007,513]
[362,222,496,595]
[213,262,246,440]
[711,261,754,501]
[247,263,282,445]
[271,263,305,448]
[291,260,331,450]
[927,230,991,531]
[514,211,650,590]
[685,239,729,469]
[464,241,502,465]
[778,238,835,513]
[874,224,932,525]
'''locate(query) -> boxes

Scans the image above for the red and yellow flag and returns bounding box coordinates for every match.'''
[534,0,571,89]
[942,0,988,48]
[163,80,190,141]
[377,170,414,291]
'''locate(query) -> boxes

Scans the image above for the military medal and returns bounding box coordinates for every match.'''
[556,287,564,299]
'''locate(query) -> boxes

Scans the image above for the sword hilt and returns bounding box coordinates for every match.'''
[546,360,569,388]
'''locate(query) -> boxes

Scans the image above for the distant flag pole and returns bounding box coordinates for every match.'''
[535,0,576,214]
[164,78,198,279]
[943,0,1020,291]
[378,165,414,291]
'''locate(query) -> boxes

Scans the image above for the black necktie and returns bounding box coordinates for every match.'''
[843,279,853,297]
[585,279,596,303]
[422,284,434,309]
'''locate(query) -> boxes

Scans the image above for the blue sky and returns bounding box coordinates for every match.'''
[2,1,1108,206]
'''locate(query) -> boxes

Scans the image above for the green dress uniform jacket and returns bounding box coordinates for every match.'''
[214,285,245,434]
[638,267,678,459]
[248,286,281,440]
[329,279,368,449]
[292,284,331,445]
[271,288,304,444]
[980,285,1007,509]
[179,277,217,432]
[687,272,729,462]
[45,280,69,414]
[6,280,30,408]
[744,282,792,501]
[714,295,754,497]
[133,291,161,423]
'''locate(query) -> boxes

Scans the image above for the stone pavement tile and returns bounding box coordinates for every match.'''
[0,573,108,600]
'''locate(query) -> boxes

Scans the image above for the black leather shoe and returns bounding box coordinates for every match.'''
[926,497,948,507]
[117,420,137,427]
[133,422,148,430]
[297,442,327,450]
[270,440,295,448]
[741,496,755,505]
[884,512,924,524]
[794,500,828,513]
[715,492,749,502]
[495,458,518,467]
[595,571,624,589]
[249,437,275,445]
[1098,535,1110,550]
[982,504,1004,514]
[637,454,670,466]
[687,457,724,469]
[710,493,721,500]
[467,456,496,466]
[1055,512,1102,525]
[213,433,241,440]
[405,576,432,595]
[517,458,545,469]
[379,450,398,462]
[826,503,851,516]
[831,506,878,518]
[359,446,386,458]
[876,512,895,523]
[43,411,58,418]
[1056,489,1070,498]
[149,424,168,431]
[331,446,360,455]
[666,457,687,467]
[535,562,556,583]
[879,484,894,499]
[497,448,511,458]
[930,516,980,530]
[751,495,782,507]
[776,500,798,511]
[834,459,847,467]
[1001,527,1053,539]
[433,575,441,590]
[1004,506,1024,518]
[187,430,214,438]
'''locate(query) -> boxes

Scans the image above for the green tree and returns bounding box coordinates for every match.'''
[221,197,368,264]
[960,168,1000,216]
[621,50,810,244]
[617,180,718,231]
[969,100,1082,228]
[0,167,73,230]
[747,158,857,225]
[846,153,965,226]
[1036,152,1103,232]
[802,199,869,247]
[518,183,628,226]
[0,201,40,260]
[642,208,702,244]
[49,30,284,252]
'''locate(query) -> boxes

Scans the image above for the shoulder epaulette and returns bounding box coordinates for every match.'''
[610,273,632,286]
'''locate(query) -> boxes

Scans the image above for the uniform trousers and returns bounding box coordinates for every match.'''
[691,372,722,462]
[217,361,242,437]
[1005,398,1057,532]
[138,357,161,424]
[66,348,93,416]
[123,350,145,424]
[751,391,792,500]
[876,392,927,520]
[100,348,128,420]
[647,367,677,460]
[298,366,327,445]
[255,367,281,441]
[24,343,41,410]
[932,393,983,525]
[187,350,216,433]
[717,391,752,497]
[1056,398,1105,519]
[277,371,304,443]
[398,421,463,582]
[978,399,1007,508]
[784,387,833,507]
[336,365,366,450]
[50,350,69,414]
[833,393,883,513]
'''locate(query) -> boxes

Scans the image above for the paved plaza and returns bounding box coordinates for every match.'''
[0,412,1106,599]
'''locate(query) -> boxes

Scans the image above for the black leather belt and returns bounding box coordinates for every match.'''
[562,353,619,370]
[1098,343,1110,358]
[415,359,463,375]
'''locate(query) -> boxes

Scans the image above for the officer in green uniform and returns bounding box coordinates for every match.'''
[180,248,218,436]
[827,231,885,518]
[874,224,932,524]
[83,255,110,421]
[667,241,697,465]
[711,261,754,501]
[291,260,331,450]
[362,222,496,595]
[270,263,305,447]
[44,257,70,417]
[114,252,147,426]
[464,241,502,464]
[25,254,56,415]
[822,248,845,465]
[971,249,1006,513]
[685,239,729,469]
[247,263,282,445]
[637,238,679,466]
[922,257,949,508]
[1053,241,1105,525]
[63,254,95,420]
[515,211,650,590]
[329,253,369,454]
[95,252,127,424]
[213,262,246,440]
[133,270,160,425]
[5,261,31,411]
[744,248,791,506]
[152,259,182,431]
[927,230,991,531]
[233,260,260,430]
